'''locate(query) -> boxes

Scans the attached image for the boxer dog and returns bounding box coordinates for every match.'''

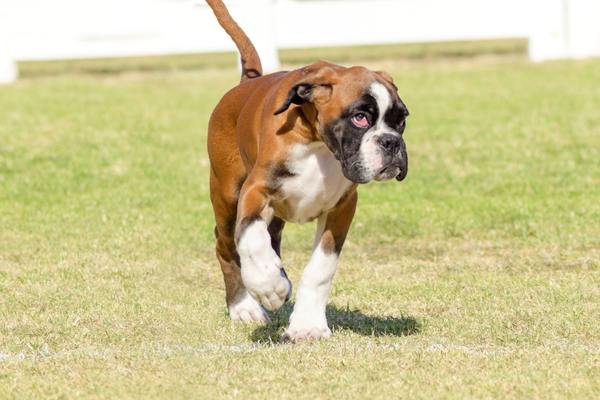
[206,0,409,342]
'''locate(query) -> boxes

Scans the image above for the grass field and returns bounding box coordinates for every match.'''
[1,49,600,399]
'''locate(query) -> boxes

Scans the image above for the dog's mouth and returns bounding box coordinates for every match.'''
[396,168,407,181]
[374,165,400,181]
[374,147,408,182]
[373,162,407,182]
[395,158,408,181]
[339,159,407,184]
[332,137,408,184]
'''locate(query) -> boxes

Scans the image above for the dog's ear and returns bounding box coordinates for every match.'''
[274,83,332,115]
[274,64,339,115]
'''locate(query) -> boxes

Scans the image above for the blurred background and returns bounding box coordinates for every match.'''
[1,0,600,82]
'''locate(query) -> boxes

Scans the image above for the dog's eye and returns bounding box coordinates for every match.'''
[351,113,370,129]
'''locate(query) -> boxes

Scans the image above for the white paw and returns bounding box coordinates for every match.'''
[282,311,331,342]
[228,290,270,323]
[240,257,291,311]
[238,221,292,311]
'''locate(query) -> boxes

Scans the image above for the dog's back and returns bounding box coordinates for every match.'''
[208,72,289,181]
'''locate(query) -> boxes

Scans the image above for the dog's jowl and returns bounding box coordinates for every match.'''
[206,0,409,342]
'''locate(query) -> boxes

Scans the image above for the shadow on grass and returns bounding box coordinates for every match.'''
[250,303,420,343]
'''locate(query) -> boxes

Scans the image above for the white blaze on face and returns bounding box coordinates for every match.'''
[359,81,395,180]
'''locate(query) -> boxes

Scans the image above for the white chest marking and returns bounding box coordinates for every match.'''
[279,143,352,223]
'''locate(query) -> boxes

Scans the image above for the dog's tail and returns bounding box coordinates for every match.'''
[205,0,262,82]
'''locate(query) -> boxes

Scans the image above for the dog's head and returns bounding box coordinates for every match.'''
[274,61,409,184]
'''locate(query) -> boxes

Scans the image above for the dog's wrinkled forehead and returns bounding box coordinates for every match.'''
[370,82,392,121]
[364,81,408,129]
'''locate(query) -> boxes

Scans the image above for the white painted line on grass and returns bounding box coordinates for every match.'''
[2,341,600,363]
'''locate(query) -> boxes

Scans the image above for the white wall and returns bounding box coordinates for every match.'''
[275,0,534,48]
[1,0,600,83]
[2,0,534,59]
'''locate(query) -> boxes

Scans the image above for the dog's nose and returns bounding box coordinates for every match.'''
[377,133,401,155]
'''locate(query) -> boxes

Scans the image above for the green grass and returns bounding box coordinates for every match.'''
[1,53,600,399]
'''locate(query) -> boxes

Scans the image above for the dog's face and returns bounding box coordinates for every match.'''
[323,79,409,183]
[275,62,409,184]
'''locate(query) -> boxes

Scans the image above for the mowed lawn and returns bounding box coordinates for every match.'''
[1,54,600,399]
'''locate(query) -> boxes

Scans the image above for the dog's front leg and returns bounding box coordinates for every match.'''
[284,191,358,342]
[235,178,291,311]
